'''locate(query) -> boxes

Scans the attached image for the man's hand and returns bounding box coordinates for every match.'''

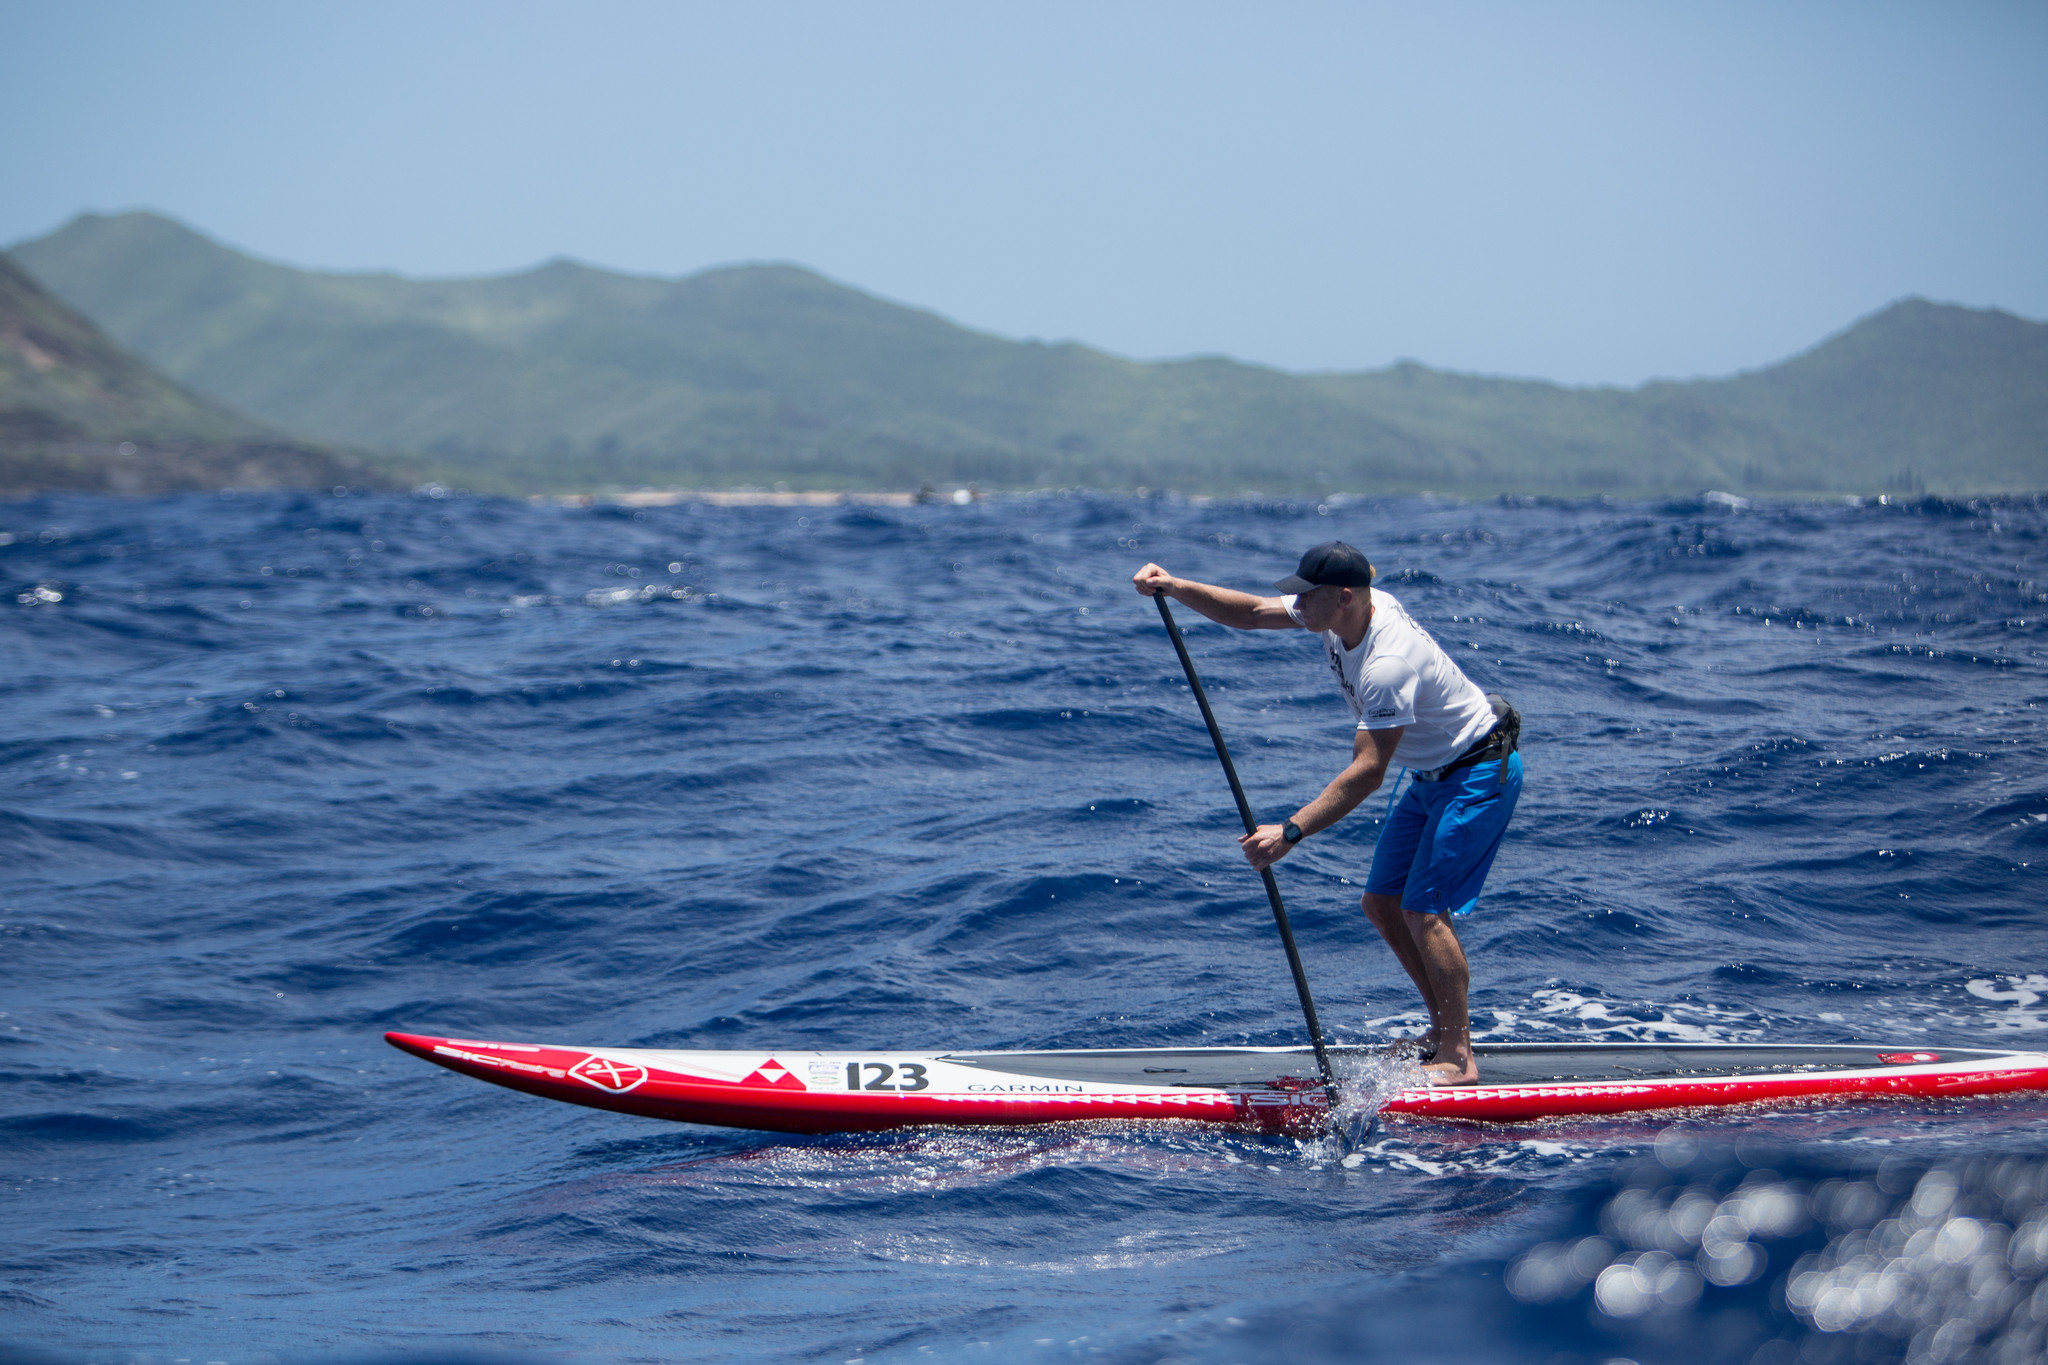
[1239,823,1294,872]
[1132,563,1176,598]
[1133,565,1298,630]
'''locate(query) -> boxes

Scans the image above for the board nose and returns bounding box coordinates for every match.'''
[383,1031,443,1059]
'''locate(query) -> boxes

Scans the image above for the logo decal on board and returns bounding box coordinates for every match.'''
[569,1054,649,1093]
[1878,1052,1940,1065]
[741,1058,808,1090]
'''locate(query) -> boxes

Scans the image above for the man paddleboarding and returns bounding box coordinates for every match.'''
[1133,541,1522,1084]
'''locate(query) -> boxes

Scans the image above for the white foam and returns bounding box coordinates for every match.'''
[1964,974,2048,1031]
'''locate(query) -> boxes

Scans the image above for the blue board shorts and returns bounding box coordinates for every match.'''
[1365,751,1523,916]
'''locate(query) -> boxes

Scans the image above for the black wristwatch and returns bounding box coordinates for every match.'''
[1282,820,1305,844]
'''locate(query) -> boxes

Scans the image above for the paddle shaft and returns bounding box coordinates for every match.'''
[1153,593,1338,1100]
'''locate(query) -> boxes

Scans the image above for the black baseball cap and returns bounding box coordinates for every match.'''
[1274,541,1374,593]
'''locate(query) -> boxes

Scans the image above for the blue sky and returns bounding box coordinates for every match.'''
[4,1,2043,385]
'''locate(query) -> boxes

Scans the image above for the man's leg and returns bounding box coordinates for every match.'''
[1361,776,1440,1054]
[1396,755,1523,1084]
[1405,910,1477,1084]
[1362,892,1443,1053]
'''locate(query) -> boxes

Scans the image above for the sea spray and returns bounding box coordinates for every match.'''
[1300,1046,1429,1162]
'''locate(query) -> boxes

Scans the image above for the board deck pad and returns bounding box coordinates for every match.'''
[386,1033,2048,1134]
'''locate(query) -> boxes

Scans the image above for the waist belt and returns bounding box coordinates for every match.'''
[1414,694,1521,784]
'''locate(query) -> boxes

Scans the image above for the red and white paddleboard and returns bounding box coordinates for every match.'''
[385,1033,2048,1135]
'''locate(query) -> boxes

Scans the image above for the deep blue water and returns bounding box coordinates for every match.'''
[4,488,2047,1364]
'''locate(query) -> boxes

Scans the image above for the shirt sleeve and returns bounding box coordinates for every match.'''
[1280,593,1305,626]
[1352,654,1419,731]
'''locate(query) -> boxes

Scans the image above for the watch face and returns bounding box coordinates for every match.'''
[1283,821,1303,843]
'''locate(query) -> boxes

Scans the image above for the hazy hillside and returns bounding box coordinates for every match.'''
[1311,301,2048,494]
[13,211,2047,495]
[0,252,388,498]
[1696,299,2048,492]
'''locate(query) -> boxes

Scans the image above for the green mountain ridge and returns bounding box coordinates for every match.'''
[0,251,389,498]
[11,211,2046,494]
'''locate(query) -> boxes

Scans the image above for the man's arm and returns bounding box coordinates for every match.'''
[1240,726,1404,871]
[1131,562,1299,630]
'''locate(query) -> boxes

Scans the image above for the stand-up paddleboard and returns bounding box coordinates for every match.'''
[385,1032,2048,1135]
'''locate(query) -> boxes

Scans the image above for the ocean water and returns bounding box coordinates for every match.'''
[3,488,2046,1364]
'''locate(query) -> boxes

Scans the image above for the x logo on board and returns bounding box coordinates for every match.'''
[569,1055,649,1093]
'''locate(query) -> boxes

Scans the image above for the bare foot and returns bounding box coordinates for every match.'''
[1421,1058,1481,1086]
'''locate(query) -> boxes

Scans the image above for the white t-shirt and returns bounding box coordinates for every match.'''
[1282,587,1496,771]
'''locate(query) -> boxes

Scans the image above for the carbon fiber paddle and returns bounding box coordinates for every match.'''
[1153,592,1339,1105]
